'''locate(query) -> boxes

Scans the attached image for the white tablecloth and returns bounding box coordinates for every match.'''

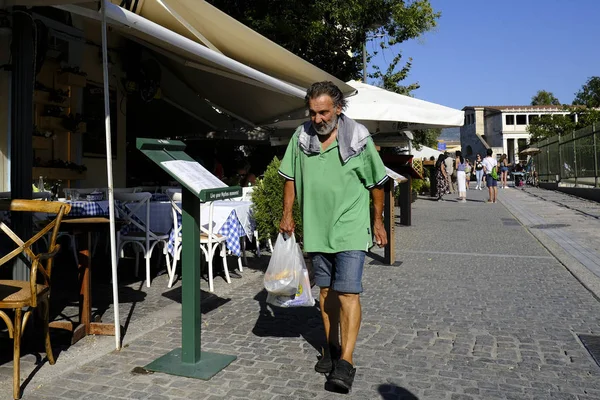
[131,200,254,239]
[203,201,254,239]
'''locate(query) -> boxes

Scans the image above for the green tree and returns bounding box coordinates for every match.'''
[527,112,575,142]
[573,76,600,108]
[528,77,600,142]
[411,128,441,150]
[372,54,420,95]
[206,0,440,83]
[530,90,560,106]
[527,107,600,142]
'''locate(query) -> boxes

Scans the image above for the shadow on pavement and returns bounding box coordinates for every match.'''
[377,383,419,399]
[252,289,323,352]
[162,285,231,314]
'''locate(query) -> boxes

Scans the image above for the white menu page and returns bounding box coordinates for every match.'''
[161,160,227,194]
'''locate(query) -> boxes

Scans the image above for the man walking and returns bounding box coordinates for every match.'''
[482,148,498,203]
[444,152,455,194]
[278,81,388,392]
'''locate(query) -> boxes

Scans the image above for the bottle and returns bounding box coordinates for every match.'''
[38,176,45,192]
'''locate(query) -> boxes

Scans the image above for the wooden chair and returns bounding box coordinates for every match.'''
[0,199,71,399]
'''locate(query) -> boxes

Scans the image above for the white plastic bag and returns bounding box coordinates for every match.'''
[266,263,315,308]
[263,233,302,295]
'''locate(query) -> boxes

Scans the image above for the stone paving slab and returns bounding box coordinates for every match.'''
[1,186,598,399]
[499,186,600,298]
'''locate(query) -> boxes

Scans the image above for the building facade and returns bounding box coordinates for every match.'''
[460,105,573,163]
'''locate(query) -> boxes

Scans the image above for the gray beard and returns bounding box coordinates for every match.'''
[312,114,338,136]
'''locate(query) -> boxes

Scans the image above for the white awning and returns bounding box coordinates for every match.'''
[110,0,354,95]
[268,80,465,132]
[57,2,308,124]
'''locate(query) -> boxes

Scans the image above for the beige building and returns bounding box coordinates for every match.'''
[460,105,573,162]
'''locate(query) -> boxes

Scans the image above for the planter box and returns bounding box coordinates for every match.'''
[38,116,85,133]
[57,72,87,87]
[33,90,70,107]
[32,136,52,150]
[33,167,86,181]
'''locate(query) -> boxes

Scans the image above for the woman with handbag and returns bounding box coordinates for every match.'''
[455,151,467,203]
[474,154,485,190]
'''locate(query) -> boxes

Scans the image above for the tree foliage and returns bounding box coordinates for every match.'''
[527,107,600,143]
[527,77,600,142]
[573,76,600,108]
[530,90,560,106]
[206,0,440,84]
[411,128,441,150]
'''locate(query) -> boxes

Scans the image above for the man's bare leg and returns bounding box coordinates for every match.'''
[320,288,340,348]
[338,293,361,365]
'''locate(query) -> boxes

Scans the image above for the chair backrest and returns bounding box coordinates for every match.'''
[0,199,71,306]
[166,189,218,247]
[167,189,183,250]
[114,192,156,241]
[138,186,159,194]
[241,186,254,201]
[103,187,140,198]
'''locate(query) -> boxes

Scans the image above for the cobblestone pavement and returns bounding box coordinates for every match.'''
[4,187,600,399]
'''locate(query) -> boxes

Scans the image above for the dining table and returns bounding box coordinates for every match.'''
[48,217,125,344]
[166,200,254,259]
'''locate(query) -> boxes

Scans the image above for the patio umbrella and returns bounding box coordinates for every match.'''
[101,0,121,350]
[520,147,541,156]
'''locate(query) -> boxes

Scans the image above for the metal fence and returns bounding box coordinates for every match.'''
[533,123,600,187]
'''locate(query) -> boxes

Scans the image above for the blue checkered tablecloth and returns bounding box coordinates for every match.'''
[167,209,245,257]
[151,193,170,202]
[67,200,110,217]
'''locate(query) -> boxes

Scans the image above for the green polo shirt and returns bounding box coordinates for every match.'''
[279,132,388,253]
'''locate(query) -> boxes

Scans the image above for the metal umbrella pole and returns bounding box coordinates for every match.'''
[101,0,121,349]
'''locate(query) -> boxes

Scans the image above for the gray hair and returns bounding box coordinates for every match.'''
[304,81,348,110]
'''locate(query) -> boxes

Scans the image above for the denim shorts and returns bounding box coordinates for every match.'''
[310,251,366,294]
[485,175,498,187]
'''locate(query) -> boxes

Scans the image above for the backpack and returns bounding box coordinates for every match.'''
[490,166,498,180]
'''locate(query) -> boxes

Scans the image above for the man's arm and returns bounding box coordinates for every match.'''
[370,185,388,248]
[279,179,296,234]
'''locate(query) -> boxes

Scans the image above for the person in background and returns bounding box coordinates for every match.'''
[482,148,498,203]
[236,164,257,187]
[464,159,472,189]
[435,154,449,201]
[474,154,485,190]
[499,154,510,189]
[213,154,225,180]
[455,151,467,203]
[444,152,455,194]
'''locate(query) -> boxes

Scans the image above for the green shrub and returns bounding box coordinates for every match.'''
[421,180,430,194]
[411,179,423,194]
[252,157,303,243]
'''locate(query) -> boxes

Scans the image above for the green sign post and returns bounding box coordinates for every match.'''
[137,138,240,379]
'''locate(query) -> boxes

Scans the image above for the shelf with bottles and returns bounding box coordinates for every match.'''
[32,135,53,150]
[33,90,71,108]
[57,68,87,87]
[38,115,86,134]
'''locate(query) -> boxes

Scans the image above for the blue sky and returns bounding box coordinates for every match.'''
[368,0,600,110]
